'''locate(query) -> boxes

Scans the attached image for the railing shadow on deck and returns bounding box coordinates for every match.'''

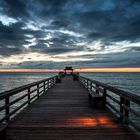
[0,76,57,124]
[79,76,140,133]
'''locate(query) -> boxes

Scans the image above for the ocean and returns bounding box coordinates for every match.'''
[0,72,56,92]
[81,72,140,96]
[0,72,140,95]
[0,72,140,125]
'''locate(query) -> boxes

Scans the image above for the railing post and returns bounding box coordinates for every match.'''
[86,80,88,89]
[28,88,31,105]
[45,81,47,91]
[50,79,53,87]
[90,81,92,91]
[53,77,56,85]
[120,97,125,122]
[120,97,130,124]
[44,81,46,93]
[5,97,10,122]
[49,79,51,88]
[52,78,54,85]
[124,99,130,125]
[53,78,55,86]
[37,84,39,98]
[48,80,50,89]
[103,88,107,108]
[47,80,49,90]
[96,84,99,94]
[84,79,86,87]
[52,78,54,86]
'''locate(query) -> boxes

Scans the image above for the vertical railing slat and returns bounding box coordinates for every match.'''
[96,84,99,94]
[103,88,107,108]
[28,88,31,105]
[5,97,10,122]
[37,84,39,98]
[43,81,45,93]
[124,99,130,125]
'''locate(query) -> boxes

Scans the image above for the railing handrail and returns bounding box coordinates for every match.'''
[79,75,140,132]
[80,76,140,105]
[0,76,57,100]
[0,75,57,123]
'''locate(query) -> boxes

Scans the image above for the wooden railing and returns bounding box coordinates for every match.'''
[0,76,57,124]
[79,76,140,132]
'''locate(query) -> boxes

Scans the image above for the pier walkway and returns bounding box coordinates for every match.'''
[5,76,139,140]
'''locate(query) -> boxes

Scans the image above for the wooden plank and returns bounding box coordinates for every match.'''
[5,76,140,140]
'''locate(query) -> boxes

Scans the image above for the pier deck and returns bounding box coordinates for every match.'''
[5,76,139,140]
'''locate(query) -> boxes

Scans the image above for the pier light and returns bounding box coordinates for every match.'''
[64,117,115,127]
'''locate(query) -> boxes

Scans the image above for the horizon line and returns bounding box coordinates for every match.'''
[0,67,140,72]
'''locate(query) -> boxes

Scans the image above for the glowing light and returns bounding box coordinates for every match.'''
[98,117,110,125]
[74,117,97,126]
[62,116,116,127]
[64,117,97,126]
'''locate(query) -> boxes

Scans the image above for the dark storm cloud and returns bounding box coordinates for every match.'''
[0,0,140,68]
[49,20,69,29]
[1,0,29,18]
[0,21,46,56]
[29,32,85,54]
[0,21,25,55]
[68,0,140,43]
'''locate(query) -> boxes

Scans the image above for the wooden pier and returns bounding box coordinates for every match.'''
[0,75,140,140]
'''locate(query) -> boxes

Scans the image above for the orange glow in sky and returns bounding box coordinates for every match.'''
[0,68,140,72]
[75,67,140,72]
[0,69,62,73]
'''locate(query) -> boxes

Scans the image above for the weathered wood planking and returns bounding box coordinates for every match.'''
[5,76,139,140]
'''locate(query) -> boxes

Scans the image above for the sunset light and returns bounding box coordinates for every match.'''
[0,68,140,73]
[75,68,140,72]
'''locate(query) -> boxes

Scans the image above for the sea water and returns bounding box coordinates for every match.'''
[0,72,56,92]
[81,72,140,96]
[0,72,140,94]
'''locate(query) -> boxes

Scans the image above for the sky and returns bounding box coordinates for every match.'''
[0,0,140,70]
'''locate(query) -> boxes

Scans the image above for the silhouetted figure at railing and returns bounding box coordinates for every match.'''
[56,74,62,83]
[73,73,79,81]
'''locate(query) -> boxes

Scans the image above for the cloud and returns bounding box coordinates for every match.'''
[0,0,140,68]
[2,0,29,18]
